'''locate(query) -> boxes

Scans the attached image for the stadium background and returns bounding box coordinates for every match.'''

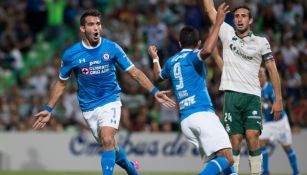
[0,0,306,174]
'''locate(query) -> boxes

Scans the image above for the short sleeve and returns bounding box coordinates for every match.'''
[160,60,171,79]
[219,22,235,44]
[260,38,273,61]
[114,43,134,71]
[59,54,73,80]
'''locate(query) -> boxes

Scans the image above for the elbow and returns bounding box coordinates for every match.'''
[201,48,213,58]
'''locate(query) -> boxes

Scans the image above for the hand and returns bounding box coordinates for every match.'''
[148,46,158,59]
[154,90,176,108]
[271,100,283,121]
[216,2,230,25]
[32,110,52,130]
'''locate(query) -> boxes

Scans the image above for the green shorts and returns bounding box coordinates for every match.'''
[222,91,262,135]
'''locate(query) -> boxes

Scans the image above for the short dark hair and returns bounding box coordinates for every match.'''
[80,9,102,26]
[179,26,199,48]
[233,6,252,18]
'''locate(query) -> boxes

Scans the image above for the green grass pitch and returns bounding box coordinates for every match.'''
[0,172,304,175]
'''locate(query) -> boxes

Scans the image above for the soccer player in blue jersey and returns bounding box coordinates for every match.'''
[259,67,300,175]
[148,3,237,175]
[32,9,175,175]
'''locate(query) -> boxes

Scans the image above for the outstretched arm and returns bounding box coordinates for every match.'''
[127,66,175,108]
[203,0,218,24]
[32,79,67,130]
[148,46,163,83]
[265,60,283,120]
[199,3,229,60]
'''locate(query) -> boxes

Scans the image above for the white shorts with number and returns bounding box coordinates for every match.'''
[181,111,232,158]
[82,101,121,142]
[259,115,292,145]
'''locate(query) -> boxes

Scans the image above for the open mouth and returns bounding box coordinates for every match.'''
[93,32,99,40]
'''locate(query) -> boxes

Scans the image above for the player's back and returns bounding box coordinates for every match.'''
[161,49,214,121]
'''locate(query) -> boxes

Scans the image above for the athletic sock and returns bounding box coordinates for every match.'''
[260,147,269,174]
[115,145,139,175]
[199,157,229,175]
[223,166,238,175]
[232,150,240,173]
[249,149,262,175]
[286,148,299,175]
[101,149,116,175]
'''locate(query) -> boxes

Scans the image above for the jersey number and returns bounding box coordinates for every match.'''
[174,62,184,90]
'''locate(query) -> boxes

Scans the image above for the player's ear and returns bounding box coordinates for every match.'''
[249,18,253,25]
[196,40,201,49]
[80,26,85,32]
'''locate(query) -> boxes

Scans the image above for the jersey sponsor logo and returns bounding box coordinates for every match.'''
[179,95,196,110]
[90,60,101,66]
[80,68,90,75]
[229,43,253,60]
[247,110,261,119]
[103,53,110,60]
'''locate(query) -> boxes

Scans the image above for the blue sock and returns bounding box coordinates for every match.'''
[199,157,229,175]
[101,149,116,175]
[223,166,237,175]
[261,147,269,174]
[116,146,138,175]
[286,148,299,175]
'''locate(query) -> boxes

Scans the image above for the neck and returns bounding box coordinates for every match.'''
[236,29,251,38]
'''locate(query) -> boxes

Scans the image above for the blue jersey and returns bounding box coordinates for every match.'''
[59,37,134,111]
[161,49,214,122]
[261,81,286,122]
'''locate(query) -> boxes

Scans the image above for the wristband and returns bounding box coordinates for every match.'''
[43,105,53,113]
[150,87,159,95]
[153,58,159,63]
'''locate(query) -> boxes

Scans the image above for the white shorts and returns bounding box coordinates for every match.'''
[180,112,232,158]
[82,101,121,142]
[259,115,292,145]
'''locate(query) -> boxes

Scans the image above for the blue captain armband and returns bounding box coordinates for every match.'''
[43,105,53,113]
[150,87,159,95]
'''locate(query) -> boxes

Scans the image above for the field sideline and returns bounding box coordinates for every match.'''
[0,172,304,175]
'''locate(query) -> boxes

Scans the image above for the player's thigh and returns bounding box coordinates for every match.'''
[180,116,200,149]
[277,116,293,145]
[82,101,122,141]
[259,122,274,141]
[222,91,244,135]
[243,94,262,132]
[183,112,232,157]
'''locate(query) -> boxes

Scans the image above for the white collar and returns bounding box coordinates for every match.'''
[81,37,102,49]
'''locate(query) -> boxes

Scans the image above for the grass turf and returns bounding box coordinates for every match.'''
[0,172,303,175]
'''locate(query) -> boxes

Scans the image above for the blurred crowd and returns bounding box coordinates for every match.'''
[0,0,306,133]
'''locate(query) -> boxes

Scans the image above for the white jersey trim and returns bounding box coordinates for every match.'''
[59,74,70,81]
[124,64,135,71]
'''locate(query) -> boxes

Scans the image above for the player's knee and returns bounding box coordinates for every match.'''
[101,135,115,147]
[216,149,234,165]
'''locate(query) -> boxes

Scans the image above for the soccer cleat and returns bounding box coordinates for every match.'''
[131,160,140,175]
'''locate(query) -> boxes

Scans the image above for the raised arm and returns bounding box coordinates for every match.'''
[199,3,229,60]
[32,79,67,129]
[203,0,218,24]
[265,60,283,120]
[211,46,224,71]
[148,46,163,83]
[127,66,175,108]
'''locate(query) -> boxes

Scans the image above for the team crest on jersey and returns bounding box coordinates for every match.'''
[103,53,110,60]
[80,68,90,75]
